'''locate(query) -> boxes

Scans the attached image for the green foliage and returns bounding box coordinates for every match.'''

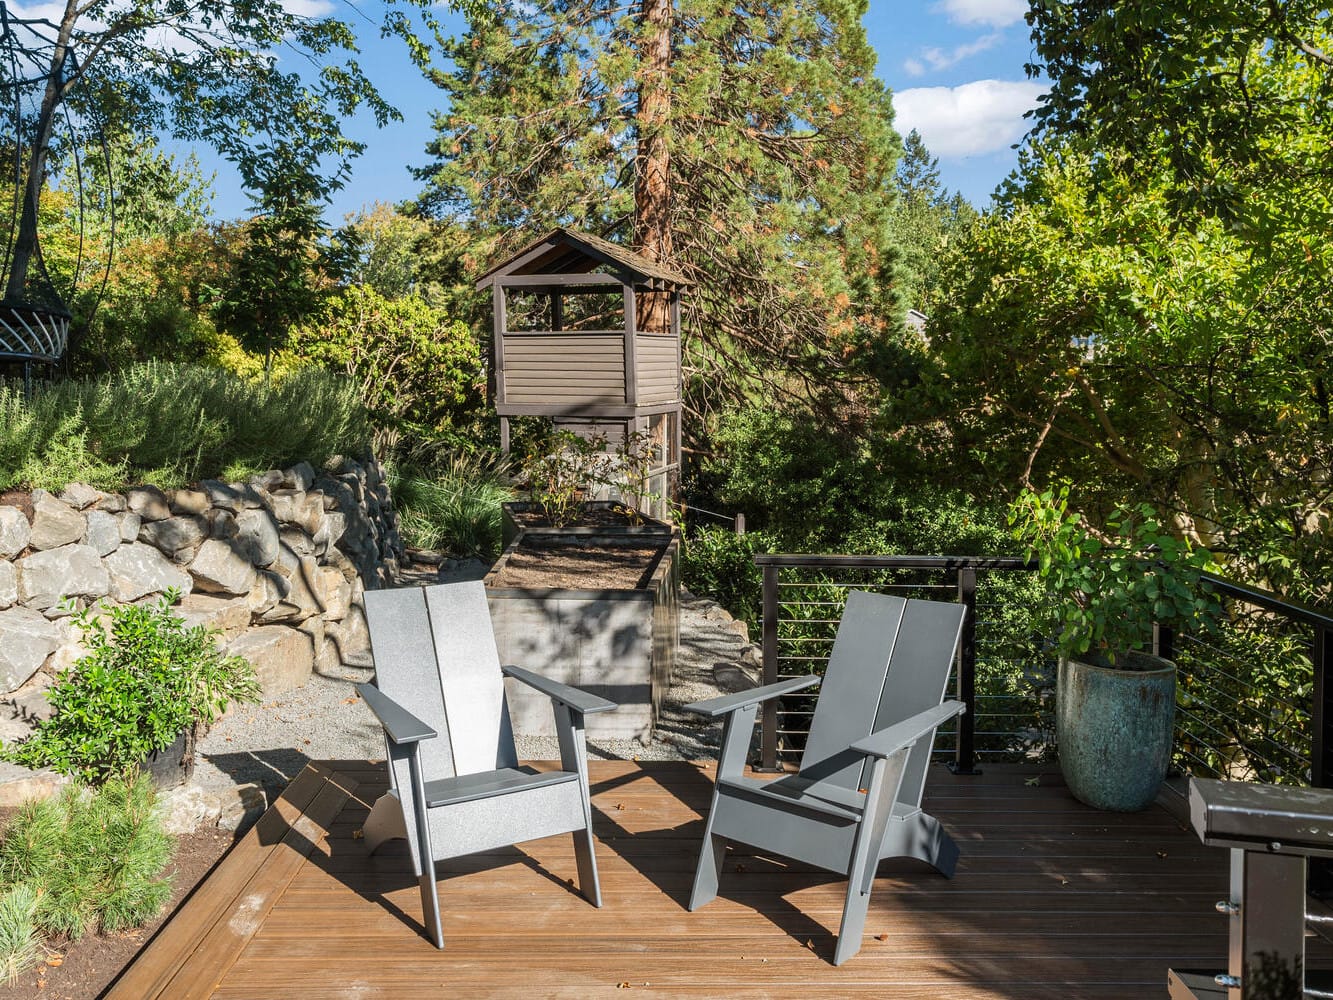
[1027,2,1333,227]
[292,285,485,454]
[0,885,41,985]
[681,527,764,624]
[415,0,904,413]
[891,130,978,314]
[520,430,615,529]
[0,777,172,941]
[1010,485,1222,664]
[0,362,370,491]
[339,203,435,301]
[209,160,350,369]
[915,145,1332,602]
[392,453,513,559]
[1,593,260,785]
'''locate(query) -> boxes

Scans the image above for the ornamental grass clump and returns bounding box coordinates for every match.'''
[0,590,260,784]
[393,452,513,559]
[0,776,173,980]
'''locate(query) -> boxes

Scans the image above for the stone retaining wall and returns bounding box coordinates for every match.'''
[0,455,401,708]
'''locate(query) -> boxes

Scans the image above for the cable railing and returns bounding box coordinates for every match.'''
[754,553,1333,785]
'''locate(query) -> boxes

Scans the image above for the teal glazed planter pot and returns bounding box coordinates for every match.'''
[1056,652,1176,812]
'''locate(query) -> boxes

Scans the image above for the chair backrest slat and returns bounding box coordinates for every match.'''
[873,598,966,809]
[424,581,519,774]
[798,591,906,791]
[364,586,456,782]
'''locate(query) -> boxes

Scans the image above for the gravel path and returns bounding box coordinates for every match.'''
[192,590,758,802]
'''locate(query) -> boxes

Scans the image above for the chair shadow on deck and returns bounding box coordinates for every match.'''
[586,759,855,963]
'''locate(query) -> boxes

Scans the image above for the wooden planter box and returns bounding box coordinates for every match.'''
[486,505,679,741]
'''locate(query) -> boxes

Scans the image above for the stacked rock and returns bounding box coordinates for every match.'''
[0,456,401,704]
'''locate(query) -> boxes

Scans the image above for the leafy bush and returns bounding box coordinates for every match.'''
[0,777,173,941]
[393,452,513,559]
[1,592,260,784]
[1010,484,1221,663]
[681,526,765,623]
[0,361,371,491]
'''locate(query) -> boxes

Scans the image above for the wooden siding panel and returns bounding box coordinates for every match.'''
[635,335,681,404]
[502,332,627,406]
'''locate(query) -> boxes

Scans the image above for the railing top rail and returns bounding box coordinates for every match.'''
[1202,572,1333,631]
[753,553,1036,572]
[754,554,1331,630]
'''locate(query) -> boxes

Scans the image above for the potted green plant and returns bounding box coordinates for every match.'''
[0,589,260,787]
[1010,486,1221,811]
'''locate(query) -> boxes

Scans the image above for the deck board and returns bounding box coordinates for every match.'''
[108,760,1327,998]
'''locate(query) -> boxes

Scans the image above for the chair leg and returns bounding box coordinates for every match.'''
[689,832,728,911]
[362,792,409,863]
[880,811,959,878]
[418,867,444,950]
[553,703,603,908]
[833,877,874,967]
[573,826,603,908]
[403,751,444,949]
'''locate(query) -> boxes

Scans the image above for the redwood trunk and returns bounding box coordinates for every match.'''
[634,0,671,333]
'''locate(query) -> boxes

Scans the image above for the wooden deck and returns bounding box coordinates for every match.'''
[107,760,1271,998]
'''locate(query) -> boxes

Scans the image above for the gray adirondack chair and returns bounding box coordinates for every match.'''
[685,590,967,965]
[356,580,616,948]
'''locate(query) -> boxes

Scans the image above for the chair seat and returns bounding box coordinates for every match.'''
[719,774,867,821]
[424,766,578,809]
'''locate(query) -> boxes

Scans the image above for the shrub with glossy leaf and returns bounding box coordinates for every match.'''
[1009,484,1223,664]
[0,777,172,941]
[0,591,260,784]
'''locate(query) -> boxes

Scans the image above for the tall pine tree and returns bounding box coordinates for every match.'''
[413,0,902,419]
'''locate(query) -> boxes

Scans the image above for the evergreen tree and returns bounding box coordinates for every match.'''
[413,0,903,418]
[890,129,975,314]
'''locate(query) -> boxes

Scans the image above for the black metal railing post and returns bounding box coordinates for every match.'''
[1314,624,1333,790]
[759,562,780,771]
[949,566,980,775]
[1314,624,1333,894]
[1153,622,1175,662]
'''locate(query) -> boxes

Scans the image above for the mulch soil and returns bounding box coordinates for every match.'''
[0,811,235,1000]
[490,541,664,590]
[0,490,33,519]
[507,506,642,530]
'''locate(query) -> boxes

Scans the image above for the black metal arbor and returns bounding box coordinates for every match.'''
[0,1,110,377]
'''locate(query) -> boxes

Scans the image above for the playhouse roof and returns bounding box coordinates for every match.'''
[475,227,693,290]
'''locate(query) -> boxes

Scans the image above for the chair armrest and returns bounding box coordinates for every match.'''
[501,665,618,715]
[683,675,820,718]
[357,683,437,745]
[850,700,965,760]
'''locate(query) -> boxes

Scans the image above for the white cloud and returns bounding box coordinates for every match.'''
[893,79,1046,157]
[905,32,1004,76]
[932,0,1028,29]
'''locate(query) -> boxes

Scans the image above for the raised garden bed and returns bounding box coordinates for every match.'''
[486,503,679,741]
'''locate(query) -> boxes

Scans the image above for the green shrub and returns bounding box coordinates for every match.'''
[1,592,260,784]
[0,777,173,941]
[0,361,371,491]
[392,452,513,559]
[681,526,766,623]
[0,885,41,984]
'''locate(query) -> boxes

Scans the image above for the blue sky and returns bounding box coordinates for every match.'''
[196,0,1044,222]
